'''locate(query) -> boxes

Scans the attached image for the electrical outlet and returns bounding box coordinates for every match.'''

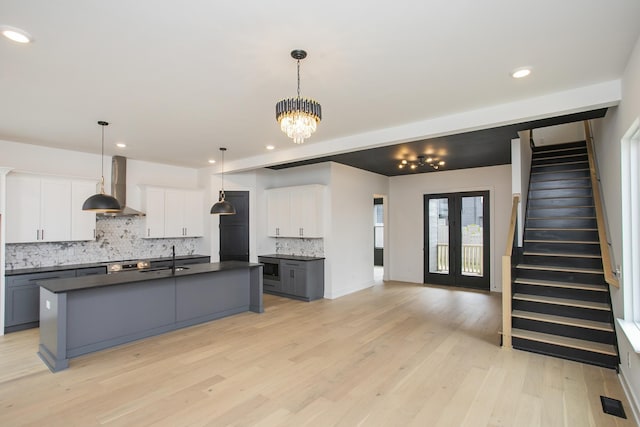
[616,265,622,279]
[45,300,51,310]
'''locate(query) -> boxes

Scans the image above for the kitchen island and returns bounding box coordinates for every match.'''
[37,261,263,372]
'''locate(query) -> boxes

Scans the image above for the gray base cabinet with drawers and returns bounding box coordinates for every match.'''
[258,256,324,301]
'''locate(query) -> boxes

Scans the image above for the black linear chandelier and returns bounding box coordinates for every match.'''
[398,155,445,171]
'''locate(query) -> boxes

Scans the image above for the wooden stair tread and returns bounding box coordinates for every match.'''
[534,146,586,155]
[516,264,604,274]
[527,216,595,219]
[531,168,589,174]
[532,160,588,166]
[532,153,587,161]
[513,293,610,311]
[528,206,595,209]
[524,239,598,244]
[523,251,601,259]
[511,310,613,332]
[528,195,592,200]
[526,228,597,231]
[510,328,616,356]
[514,277,607,292]
[529,177,590,183]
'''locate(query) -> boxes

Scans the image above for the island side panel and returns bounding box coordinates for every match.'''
[250,265,263,313]
[175,269,250,326]
[66,277,176,358]
[38,288,68,372]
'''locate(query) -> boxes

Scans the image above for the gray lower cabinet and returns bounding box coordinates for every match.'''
[259,257,324,301]
[5,270,76,332]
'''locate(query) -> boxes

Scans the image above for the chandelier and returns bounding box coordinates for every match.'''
[275,49,322,144]
[398,155,445,171]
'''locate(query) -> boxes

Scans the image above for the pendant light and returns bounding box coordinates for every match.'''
[82,121,122,212]
[210,147,236,215]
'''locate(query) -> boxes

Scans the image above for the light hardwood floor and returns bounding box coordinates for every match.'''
[0,281,636,427]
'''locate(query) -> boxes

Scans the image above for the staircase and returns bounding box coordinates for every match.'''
[511,141,619,369]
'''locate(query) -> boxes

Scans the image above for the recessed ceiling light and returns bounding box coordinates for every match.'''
[116,142,126,148]
[511,67,531,79]
[208,159,216,164]
[266,145,275,150]
[1,26,33,44]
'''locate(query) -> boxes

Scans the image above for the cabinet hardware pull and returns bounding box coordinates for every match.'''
[41,229,44,240]
[36,230,39,240]
[148,228,150,237]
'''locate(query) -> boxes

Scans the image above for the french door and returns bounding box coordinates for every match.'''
[423,191,490,290]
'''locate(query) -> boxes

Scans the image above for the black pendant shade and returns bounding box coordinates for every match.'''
[210,147,236,215]
[82,121,122,213]
[82,192,121,212]
[210,191,236,215]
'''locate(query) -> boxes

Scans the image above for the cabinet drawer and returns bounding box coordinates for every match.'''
[6,270,76,287]
[76,266,107,277]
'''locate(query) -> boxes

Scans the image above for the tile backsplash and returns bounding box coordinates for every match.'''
[275,238,324,257]
[5,216,200,270]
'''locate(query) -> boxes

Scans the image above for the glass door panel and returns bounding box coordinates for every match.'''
[424,191,489,290]
[428,198,449,274]
[460,196,484,277]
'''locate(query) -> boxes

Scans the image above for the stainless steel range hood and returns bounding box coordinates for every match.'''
[98,155,145,217]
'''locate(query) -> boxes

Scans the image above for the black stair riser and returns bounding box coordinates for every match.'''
[530,170,590,181]
[512,318,615,345]
[529,179,591,191]
[531,162,589,173]
[524,229,599,242]
[529,187,592,199]
[513,283,609,303]
[526,218,597,228]
[528,198,594,209]
[512,299,611,323]
[516,268,605,285]
[532,146,587,158]
[528,206,596,218]
[521,254,603,269]
[531,154,588,166]
[524,242,601,256]
[512,338,618,370]
[533,141,587,152]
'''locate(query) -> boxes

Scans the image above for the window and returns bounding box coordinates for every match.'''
[374,201,384,249]
[621,118,640,351]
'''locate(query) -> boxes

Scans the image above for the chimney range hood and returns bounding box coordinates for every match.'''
[98,155,145,217]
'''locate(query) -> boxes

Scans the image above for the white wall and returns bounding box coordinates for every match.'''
[592,34,640,420]
[512,134,533,246]
[326,163,388,299]
[388,165,511,291]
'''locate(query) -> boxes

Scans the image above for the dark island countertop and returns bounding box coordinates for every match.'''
[6,254,210,276]
[39,261,262,294]
[258,254,325,261]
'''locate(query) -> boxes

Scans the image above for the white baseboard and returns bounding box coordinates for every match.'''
[619,369,640,425]
[325,281,374,299]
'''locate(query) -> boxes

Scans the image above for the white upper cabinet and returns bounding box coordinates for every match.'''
[70,180,97,241]
[142,186,204,238]
[266,188,291,237]
[6,174,96,243]
[266,185,325,238]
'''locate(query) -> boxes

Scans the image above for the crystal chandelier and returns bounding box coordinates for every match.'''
[275,49,322,144]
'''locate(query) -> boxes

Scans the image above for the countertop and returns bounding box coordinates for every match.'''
[39,261,261,293]
[258,254,325,261]
[5,254,210,276]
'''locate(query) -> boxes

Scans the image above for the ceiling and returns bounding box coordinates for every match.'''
[1,1,639,172]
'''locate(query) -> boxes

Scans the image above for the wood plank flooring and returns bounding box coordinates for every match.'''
[0,281,635,426]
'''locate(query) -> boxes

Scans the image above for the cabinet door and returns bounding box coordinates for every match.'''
[40,179,72,242]
[5,175,41,243]
[164,189,184,238]
[71,180,97,241]
[280,265,295,295]
[183,190,204,237]
[290,186,323,238]
[143,187,165,238]
[266,189,291,237]
[5,284,40,326]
